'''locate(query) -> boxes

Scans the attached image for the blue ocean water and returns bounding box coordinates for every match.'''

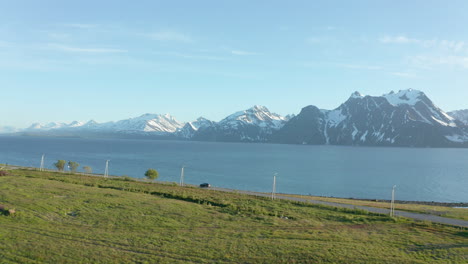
[1,136,467,202]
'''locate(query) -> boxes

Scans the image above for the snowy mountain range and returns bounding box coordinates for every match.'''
[272,89,467,147]
[191,105,291,142]
[23,114,185,135]
[4,89,468,147]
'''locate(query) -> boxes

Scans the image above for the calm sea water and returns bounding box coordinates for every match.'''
[1,136,467,202]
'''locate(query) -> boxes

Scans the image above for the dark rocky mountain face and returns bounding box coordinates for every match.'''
[272,90,468,147]
[449,109,468,125]
[270,105,326,144]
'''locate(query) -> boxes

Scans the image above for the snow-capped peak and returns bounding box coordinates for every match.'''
[350,91,363,99]
[383,89,425,106]
[84,120,98,126]
[221,105,287,130]
[27,122,67,131]
[187,117,213,131]
[112,113,185,133]
[68,121,84,127]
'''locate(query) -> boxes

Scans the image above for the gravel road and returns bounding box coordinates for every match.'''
[211,187,468,228]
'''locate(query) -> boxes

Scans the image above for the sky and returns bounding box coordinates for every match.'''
[1,0,468,128]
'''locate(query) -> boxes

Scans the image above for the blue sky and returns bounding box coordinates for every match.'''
[1,0,468,128]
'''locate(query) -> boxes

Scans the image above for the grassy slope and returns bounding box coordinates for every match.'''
[0,170,466,263]
[283,195,468,221]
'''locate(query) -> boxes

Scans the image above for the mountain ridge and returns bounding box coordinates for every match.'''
[4,89,468,147]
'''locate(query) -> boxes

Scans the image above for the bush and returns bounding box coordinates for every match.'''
[0,170,9,176]
[54,160,66,171]
[144,169,159,181]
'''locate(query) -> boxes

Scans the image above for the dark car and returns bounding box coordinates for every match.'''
[199,183,210,188]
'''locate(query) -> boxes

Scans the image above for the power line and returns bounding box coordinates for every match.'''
[179,166,185,186]
[104,160,110,178]
[272,173,277,200]
[390,185,396,217]
[39,154,45,171]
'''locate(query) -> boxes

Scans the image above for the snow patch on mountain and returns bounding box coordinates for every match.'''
[220,105,288,130]
[449,109,468,125]
[176,117,215,139]
[325,109,347,127]
[69,121,85,127]
[109,113,185,133]
[27,122,68,131]
[24,113,185,134]
[445,133,468,143]
[383,89,424,106]
[189,117,215,131]
[350,91,363,99]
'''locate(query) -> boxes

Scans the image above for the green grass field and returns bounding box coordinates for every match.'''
[283,195,468,221]
[1,169,467,263]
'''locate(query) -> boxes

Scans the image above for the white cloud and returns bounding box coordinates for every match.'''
[148,31,192,42]
[380,35,466,52]
[48,44,127,53]
[379,35,419,44]
[66,23,98,29]
[47,33,71,41]
[439,40,465,52]
[336,63,382,70]
[306,37,326,44]
[231,50,258,56]
[410,55,468,69]
[153,51,229,61]
[390,72,418,78]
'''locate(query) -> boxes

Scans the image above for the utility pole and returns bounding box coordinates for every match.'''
[179,166,185,186]
[271,173,277,200]
[390,185,396,217]
[39,154,45,171]
[104,160,110,178]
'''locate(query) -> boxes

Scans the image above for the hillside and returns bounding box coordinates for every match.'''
[1,169,467,263]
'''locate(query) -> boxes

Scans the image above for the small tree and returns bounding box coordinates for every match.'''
[145,169,159,181]
[68,161,80,173]
[83,166,92,174]
[54,160,66,171]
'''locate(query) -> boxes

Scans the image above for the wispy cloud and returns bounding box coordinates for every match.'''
[47,33,71,41]
[66,23,98,29]
[153,51,230,61]
[231,50,259,56]
[409,55,468,69]
[306,37,328,44]
[380,35,466,52]
[379,35,419,44]
[48,44,127,53]
[336,63,382,70]
[390,72,419,78]
[147,30,192,42]
[438,40,465,52]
